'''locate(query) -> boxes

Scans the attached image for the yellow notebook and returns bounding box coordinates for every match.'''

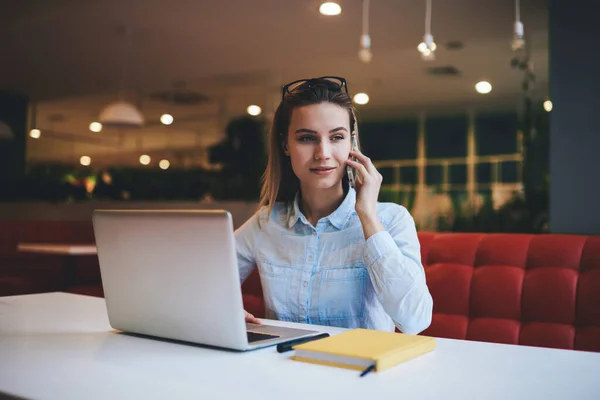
[291,328,436,372]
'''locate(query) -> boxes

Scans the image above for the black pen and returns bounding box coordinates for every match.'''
[359,364,375,377]
[276,333,330,353]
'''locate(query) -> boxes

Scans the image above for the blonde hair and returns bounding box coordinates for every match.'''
[259,85,359,218]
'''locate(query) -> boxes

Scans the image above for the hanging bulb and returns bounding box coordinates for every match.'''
[418,33,436,61]
[512,20,525,51]
[418,0,436,61]
[358,0,372,63]
[511,0,525,51]
[358,34,373,63]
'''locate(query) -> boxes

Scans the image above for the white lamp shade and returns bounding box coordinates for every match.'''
[98,101,144,128]
[0,121,14,140]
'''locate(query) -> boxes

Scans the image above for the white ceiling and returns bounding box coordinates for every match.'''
[1,0,549,166]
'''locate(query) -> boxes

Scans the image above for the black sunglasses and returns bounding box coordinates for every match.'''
[281,76,349,101]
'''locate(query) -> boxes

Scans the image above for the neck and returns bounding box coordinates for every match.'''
[299,183,346,226]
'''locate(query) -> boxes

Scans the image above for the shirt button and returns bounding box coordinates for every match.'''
[303,281,308,287]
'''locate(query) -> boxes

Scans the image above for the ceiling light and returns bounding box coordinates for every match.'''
[159,159,170,170]
[418,34,437,61]
[139,155,151,165]
[417,40,437,53]
[247,105,262,116]
[354,93,369,105]
[99,101,144,128]
[89,122,102,132]
[544,100,553,112]
[80,156,91,166]
[160,113,174,125]
[475,81,492,94]
[358,0,372,63]
[99,28,144,129]
[319,2,341,16]
[511,0,525,51]
[358,46,373,63]
[418,0,436,61]
[29,129,41,139]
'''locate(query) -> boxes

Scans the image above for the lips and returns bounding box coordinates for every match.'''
[310,167,336,171]
[310,166,336,175]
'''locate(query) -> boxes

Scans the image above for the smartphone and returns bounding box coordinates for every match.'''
[346,134,359,188]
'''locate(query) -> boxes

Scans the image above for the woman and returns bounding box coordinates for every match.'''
[235,77,432,334]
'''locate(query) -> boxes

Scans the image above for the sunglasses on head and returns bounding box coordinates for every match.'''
[281,76,349,101]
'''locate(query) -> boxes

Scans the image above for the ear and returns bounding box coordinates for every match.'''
[282,138,290,156]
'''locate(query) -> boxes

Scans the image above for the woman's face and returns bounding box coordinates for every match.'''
[285,102,352,191]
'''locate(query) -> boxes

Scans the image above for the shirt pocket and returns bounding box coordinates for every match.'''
[258,262,299,321]
[316,265,368,322]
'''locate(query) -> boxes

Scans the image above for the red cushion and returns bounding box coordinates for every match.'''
[467,318,521,345]
[417,232,437,265]
[577,237,600,329]
[241,268,263,298]
[417,232,600,353]
[67,285,104,298]
[421,314,468,340]
[470,266,524,320]
[474,234,532,268]
[520,322,575,350]
[581,236,600,272]
[577,269,600,326]
[522,268,578,325]
[0,276,30,296]
[425,263,472,316]
[526,235,587,271]
[427,233,482,266]
[575,327,600,352]
[242,294,265,319]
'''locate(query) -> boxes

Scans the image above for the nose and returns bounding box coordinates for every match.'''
[314,140,332,160]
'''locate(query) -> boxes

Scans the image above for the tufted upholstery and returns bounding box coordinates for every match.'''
[241,232,600,352]
[419,233,600,352]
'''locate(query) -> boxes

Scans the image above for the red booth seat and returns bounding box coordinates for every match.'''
[242,232,600,353]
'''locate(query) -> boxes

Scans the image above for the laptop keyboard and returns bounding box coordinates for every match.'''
[247,331,280,343]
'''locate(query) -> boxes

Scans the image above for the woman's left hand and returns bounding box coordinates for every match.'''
[346,150,383,220]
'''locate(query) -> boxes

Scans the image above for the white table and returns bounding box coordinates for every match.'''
[17,243,98,255]
[1,293,599,400]
[16,243,98,290]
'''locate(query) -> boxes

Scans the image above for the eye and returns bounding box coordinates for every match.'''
[331,135,345,141]
[298,135,315,142]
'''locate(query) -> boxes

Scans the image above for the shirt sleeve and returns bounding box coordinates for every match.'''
[234,210,261,285]
[362,204,433,334]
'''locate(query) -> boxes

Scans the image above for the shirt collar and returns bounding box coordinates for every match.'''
[287,188,356,230]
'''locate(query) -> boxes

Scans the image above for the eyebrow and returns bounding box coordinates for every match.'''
[295,127,348,134]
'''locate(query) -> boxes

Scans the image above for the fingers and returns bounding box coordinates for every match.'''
[349,150,377,175]
[245,311,262,325]
[346,158,383,185]
[346,159,369,180]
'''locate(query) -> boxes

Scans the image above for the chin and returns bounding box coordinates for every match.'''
[307,175,343,190]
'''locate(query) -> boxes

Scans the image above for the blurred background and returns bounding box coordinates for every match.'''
[0,0,557,232]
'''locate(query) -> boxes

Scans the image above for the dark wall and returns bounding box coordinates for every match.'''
[549,0,600,234]
[0,91,28,195]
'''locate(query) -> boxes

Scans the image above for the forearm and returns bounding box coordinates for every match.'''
[363,231,433,334]
[358,211,385,240]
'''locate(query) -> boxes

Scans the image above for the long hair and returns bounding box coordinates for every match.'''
[259,84,359,218]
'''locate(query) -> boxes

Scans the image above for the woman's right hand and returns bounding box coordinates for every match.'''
[245,310,262,324]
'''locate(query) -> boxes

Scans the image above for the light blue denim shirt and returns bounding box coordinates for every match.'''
[235,188,433,334]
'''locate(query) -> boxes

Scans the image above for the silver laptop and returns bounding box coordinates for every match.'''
[92,209,318,351]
